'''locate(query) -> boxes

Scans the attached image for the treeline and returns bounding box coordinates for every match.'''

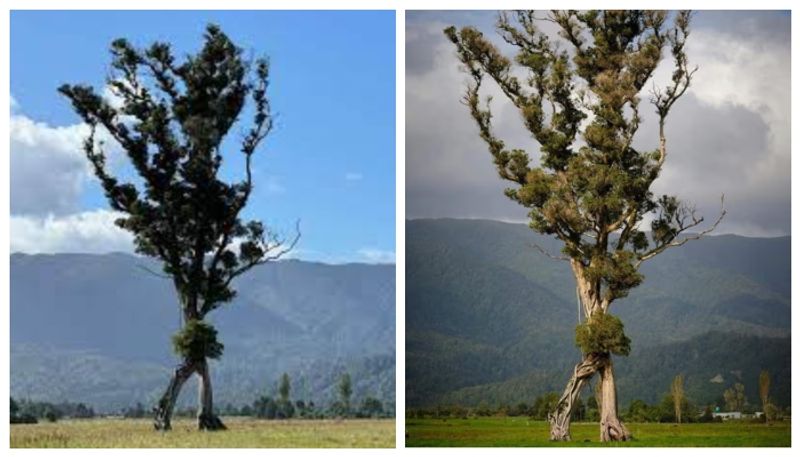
[409,389,791,423]
[243,372,391,419]
[11,398,95,424]
[122,371,393,420]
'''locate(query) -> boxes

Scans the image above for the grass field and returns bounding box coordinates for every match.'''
[11,417,395,448]
[405,417,790,447]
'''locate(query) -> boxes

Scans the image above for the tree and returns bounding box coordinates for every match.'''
[360,397,384,418]
[59,24,298,431]
[626,399,657,423]
[444,10,724,442]
[585,396,599,422]
[253,396,278,419]
[338,372,353,416]
[571,398,586,422]
[723,383,746,412]
[671,373,685,424]
[532,392,560,420]
[759,370,771,423]
[279,373,292,404]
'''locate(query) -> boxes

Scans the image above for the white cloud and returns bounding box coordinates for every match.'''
[357,248,396,264]
[10,209,134,254]
[10,114,95,216]
[406,12,790,237]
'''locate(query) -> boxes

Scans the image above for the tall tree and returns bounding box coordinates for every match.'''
[59,24,298,431]
[279,373,292,404]
[445,10,724,441]
[759,370,770,422]
[339,372,353,416]
[671,374,685,424]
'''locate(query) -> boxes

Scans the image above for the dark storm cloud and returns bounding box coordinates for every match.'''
[406,11,790,237]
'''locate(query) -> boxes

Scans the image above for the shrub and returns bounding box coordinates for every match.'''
[575,313,631,356]
[171,320,224,361]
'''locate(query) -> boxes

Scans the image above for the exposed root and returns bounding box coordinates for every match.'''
[198,413,227,431]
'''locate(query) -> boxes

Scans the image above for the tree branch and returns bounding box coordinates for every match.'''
[635,194,726,268]
[529,242,570,261]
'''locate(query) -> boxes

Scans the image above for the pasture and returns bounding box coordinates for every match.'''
[11,417,395,448]
[405,417,790,447]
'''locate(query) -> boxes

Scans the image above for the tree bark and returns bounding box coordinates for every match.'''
[197,358,226,431]
[153,357,226,431]
[597,357,631,442]
[548,353,604,441]
[154,360,196,431]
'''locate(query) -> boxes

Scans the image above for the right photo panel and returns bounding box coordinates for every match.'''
[406,10,790,447]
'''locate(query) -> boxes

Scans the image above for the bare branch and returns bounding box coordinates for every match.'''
[529,242,570,262]
[136,264,171,280]
[223,220,302,288]
[635,194,726,268]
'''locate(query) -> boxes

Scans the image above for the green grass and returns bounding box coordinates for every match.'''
[405,417,790,447]
[11,417,395,448]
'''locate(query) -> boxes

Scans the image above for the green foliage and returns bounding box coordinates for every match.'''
[279,373,291,404]
[252,395,295,419]
[445,10,718,313]
[58,24,293,322]
[764,403,781,422]
[339,372,353,412]
[575,313,631,356]
[10,398,94,424]
[171,320,224,361]
[530,392,560,420]
[626,399,659,423]
[359,397,385,418]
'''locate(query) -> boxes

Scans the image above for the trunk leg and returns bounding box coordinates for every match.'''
[197,358,226,431]
[154,360,195,431]
[548,353,603,441]
[598,357,631,442]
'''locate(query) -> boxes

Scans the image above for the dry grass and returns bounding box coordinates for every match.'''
[11,417,395,448]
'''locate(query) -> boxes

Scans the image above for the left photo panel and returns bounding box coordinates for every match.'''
[10,10,396,448]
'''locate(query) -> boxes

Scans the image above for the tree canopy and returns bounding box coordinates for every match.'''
[444,11,724,316]
[59,24,298,326]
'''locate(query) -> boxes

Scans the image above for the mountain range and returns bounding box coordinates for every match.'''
[11,253,395,413]
[406,218,790,409]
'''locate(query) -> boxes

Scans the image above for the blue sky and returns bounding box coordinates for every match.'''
[10,10,396,263]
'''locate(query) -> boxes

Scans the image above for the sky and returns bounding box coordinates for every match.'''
[406,11,790,238]
[10,10,396,263]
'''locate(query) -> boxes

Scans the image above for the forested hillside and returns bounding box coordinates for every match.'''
[11,254,395,413]
[406,219,790,409]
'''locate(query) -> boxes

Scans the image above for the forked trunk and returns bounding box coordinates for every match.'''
[197,359,226,431]
[597,358,630,442]
[548,353,604,441]
[153,357,226,431]
[154,360,195,431]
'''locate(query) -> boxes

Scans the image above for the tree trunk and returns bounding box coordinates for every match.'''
[153,357,226,431]
[548,353,604,441]
[197,358,226,431]
[154,360,196,431]
[597,357,630,442]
